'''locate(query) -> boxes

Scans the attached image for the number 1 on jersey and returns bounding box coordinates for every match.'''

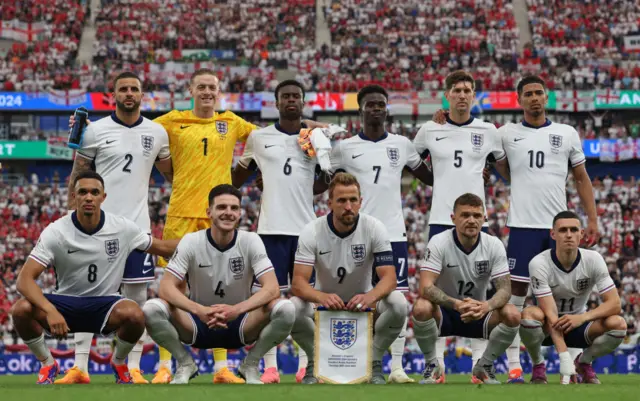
[202,138,208,156]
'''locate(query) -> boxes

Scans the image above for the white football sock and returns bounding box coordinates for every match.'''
[471,338,488,365]
[143,299,192,366]
[436,337,446,368]
[412,317,438,364]
[579,330,626,364]
[390,316,408,370]
[290,297,316,365]
[297,347,308,371]
[568,347,582,360]
[263,347,278,370]
[244,300,295,367]
[25,334,55,367]
[372,292,406,362]
[479,323,519,367]
[506,295,525,371]
[128,331,145,370]
[73,332,93,373]
[112,336,136,366]
[519,319,545,365]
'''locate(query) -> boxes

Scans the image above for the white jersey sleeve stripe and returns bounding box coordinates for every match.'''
[599,283,616,295]
[571,158,586,168]
[166,267,184,280]
[535,290,553,297]
[76,151,95,160]
[157,154,171,161]
[29,255,48,267]
[494,153,507,162]
[294,259,315,266]
[420,266,440,274]
[491,270,510,279]
[254,266,274,279]
[142,235,152,252]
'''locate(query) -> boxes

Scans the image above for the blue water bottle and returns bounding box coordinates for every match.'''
[67,107,89,149]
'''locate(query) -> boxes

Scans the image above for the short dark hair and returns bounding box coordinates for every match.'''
[453,193,484,211]
[73,170,104,188]
[113,71,141,90]
[445,70,475,91]
[328,172,361,199]
[190,68,218,85]
[208,184,242,206]
[275,80,305,101]
[516,75,546,95]
[357,85,388,108]
[553,210,581,226]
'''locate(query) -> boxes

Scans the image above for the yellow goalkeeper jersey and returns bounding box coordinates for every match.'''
[154,110,257,218]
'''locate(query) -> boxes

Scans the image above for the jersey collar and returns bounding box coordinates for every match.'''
[327,212,360,239]
[358,131,388,142]
[71,210,106,236]
[521,118,552,129]
[446,115,474,127]
[275,122,307,135]
[452,229,481,255]
[111,112,144,128]
[551,248,582,274]
[207,228,238,252]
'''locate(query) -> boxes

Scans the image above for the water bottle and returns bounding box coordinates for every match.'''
[67,107,89,149]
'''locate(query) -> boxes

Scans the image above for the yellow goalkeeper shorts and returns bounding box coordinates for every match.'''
[157,216,211,267]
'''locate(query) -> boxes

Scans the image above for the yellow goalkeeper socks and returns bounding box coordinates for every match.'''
[159,346,172,370]
[213,348,227,372]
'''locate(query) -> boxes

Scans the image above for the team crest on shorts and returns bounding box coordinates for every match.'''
[576,278,590,291]
[105,239,119,257]
[330,318,357,350]
[229,257,245,278]
[475,260,489,276]
[216,121,228,136]
[549,134,563,148]
[508,258,516,271]
[386,147,400,166]
[351,244,366,263]
[471,132,484,150]
[141,135,154,151]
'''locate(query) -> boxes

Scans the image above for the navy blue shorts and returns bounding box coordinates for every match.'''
[542,320,592,348]
[372,241,409,292]
[44,294,123,335]
[438,307,493,339]
[123,250,155,284]
[428,224,488,240]
[506,227,556,283]
[259,234,314,290]
[188,312,248,350]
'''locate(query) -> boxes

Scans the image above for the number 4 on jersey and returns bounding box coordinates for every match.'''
[215,280,225,298]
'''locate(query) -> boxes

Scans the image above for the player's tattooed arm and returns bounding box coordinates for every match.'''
[487,274,511,311]
[67,156,95,209]
[422,283,459,310]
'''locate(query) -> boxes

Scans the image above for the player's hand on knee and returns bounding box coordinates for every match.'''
[210,304,240,323]
[346,293,374,311]
[460,301,488,322]
[553,314,585,334]
[319,293,345,310]
[46,309,70,339]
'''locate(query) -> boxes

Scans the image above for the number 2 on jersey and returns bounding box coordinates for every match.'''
[122,154,133,173]
[215,280,225,298]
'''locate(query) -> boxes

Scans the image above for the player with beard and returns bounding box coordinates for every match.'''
[232,80,328,383]
[61,72,173,384]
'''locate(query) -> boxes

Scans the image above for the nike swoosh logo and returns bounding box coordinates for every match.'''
[67,249,80,254]
[265,144,276,148]
[514,138,525,142]
[351,154,364,159]
[198,263,212,268]
[435,137,447,141]
[142,268,154,274]
[319,251,331,255]
[106,140,116,144]
[446,263,458,268]
[180,125,191,129]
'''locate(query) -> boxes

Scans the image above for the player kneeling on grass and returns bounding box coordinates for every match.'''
[143,184,295,384]
[520,210,626,385]
[289,172,407,385]
[10,171,179,384]
[412,193,520,384]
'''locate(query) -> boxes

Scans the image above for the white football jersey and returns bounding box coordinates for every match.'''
[500,120,586,229]
[77,114,171,231]
[419,228,510,301]
[294,213,393,301]
[329,133,423,242]
[29,211,152,297]
[413,118,505,226]
[166,229,274,306]
[529,249,615,314]
[238,124,317,236]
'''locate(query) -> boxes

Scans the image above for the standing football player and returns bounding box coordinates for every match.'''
[232,80,326,383]
[499,76,598,383]
[290,173,407,384]
[322,85,432,383]
[521,211,626,384]
[143,184,295,384]
[412,193,520,384]
[11,171,179,384]
[63,72,172,384]
[413,70,510,382]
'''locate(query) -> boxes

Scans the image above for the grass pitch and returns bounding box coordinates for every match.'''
[1,374,639,401]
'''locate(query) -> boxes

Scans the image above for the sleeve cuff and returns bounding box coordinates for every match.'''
[420,266,441,274]
[598,283,615,295]
[254,266,274,279]
[166,267,184,280]
[295,259,315,266]
[571,159,586,168]
[76,151,95,160]
[29,255,48,267]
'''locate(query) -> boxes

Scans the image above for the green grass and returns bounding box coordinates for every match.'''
[1,374,639,401]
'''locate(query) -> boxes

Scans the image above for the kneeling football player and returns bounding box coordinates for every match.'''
[520,211,626,384]
[412,193,520,384]
[143,184,295,384]
[289,173,407,384]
